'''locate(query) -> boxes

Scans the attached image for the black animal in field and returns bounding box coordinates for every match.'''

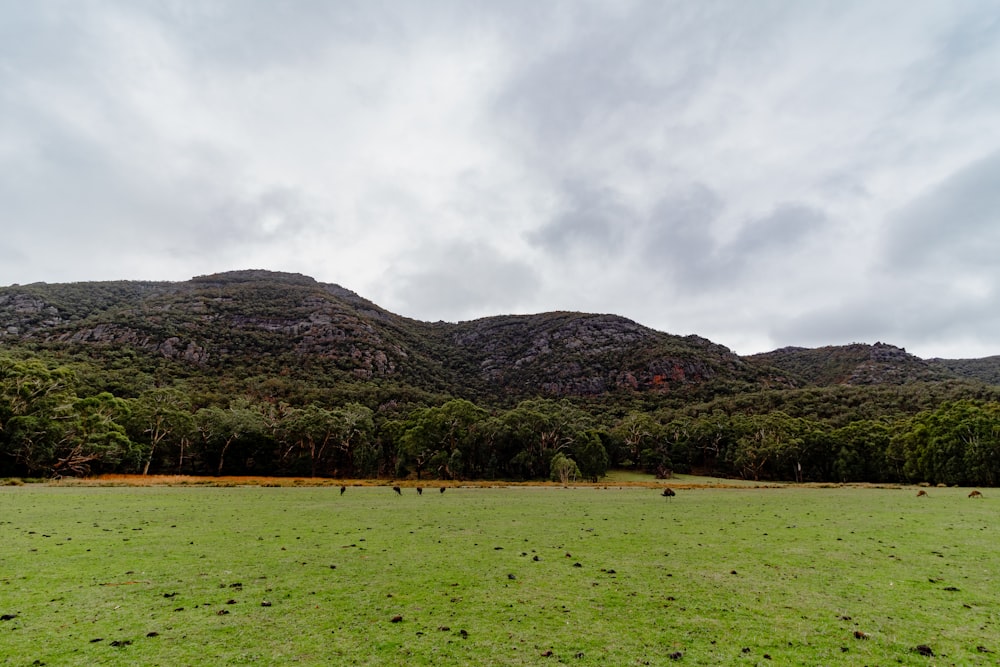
[416,487,423,495]
[661,488,676,500]
[340,486,346,495]
[440,487,446,494]
[393,486,401,496]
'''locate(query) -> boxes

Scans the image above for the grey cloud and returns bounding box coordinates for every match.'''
[102,1,386,70]
[527,181,631,256]
[883,149,1000,271]
[491,1,794,156]
[381,241,541,322]
[730,204,826,255]
[899,7,1000,108]
[3,1,1000,359]
[637,193,830,296]
[208,187,319,244]
[639,184,723,286]
[771,280,1000,358]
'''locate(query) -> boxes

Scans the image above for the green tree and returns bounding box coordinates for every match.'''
[550,452,581,483]
[281,404,340,477]
[399,399,486,480]
[195,400,267,475]
[571,429,609,481]
[0,356,78,474]
[55,393,135,476]
[127,388,195,475]
[728,412,805,481]
[612,412,662,469]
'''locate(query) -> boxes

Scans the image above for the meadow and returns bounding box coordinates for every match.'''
[1,481,997,665]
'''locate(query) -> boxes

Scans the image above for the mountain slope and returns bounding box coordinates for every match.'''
[745,342,954,387]
[0,270,764,402]
[928,356,1000,386]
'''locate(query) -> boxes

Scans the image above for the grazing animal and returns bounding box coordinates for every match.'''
[340,486,346,495]
[416,487,423,495]
[440,487,446,494]
[661,488,675,499]
[393,486,401,496]
[969,490,983,498]
[916,489,927,497]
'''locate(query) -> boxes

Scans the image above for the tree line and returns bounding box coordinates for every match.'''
[2,354,999,486]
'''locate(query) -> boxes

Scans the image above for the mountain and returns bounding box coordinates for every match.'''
[927,356,1000,386]
[746,342,955,387]
[6,270,1000,484]
[4,269,997,409]
[0,270,769,404]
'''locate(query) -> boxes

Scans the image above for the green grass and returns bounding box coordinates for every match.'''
[1,485,997,665]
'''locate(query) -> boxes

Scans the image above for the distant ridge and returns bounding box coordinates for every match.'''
[0,270,996,404]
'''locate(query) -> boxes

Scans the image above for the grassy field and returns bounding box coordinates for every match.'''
[1,482,997,665]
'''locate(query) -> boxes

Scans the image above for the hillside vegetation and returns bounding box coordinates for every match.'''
[2,270,999,485]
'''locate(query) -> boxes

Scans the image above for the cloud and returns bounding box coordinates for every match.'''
[526,180,631,257]
[2,1,1000,358]
[378,241,541,322]
[883,149,1000,273]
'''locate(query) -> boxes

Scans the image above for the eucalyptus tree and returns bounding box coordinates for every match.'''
[728,412,806,481]
[195,399,268,475]
[127,387,195,475]
[55,392,135,476]
[612,412,663,469]
[0,356,78,475]
[399,399,487,479]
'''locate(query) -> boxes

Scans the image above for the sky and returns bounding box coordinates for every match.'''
[2,1,999,360]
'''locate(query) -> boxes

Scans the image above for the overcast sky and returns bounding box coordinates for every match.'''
[2,1,999,359]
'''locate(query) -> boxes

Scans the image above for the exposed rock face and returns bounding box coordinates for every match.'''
[0,293,64,332]
[158,337,210,364]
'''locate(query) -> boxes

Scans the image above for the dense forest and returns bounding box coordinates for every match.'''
[2,270,999,485]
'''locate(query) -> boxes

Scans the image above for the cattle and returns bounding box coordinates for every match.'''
[969,490,983,498]
[416,487,423,495]
[340,486,346,496]
[916,489,927,497]
[661,488,675,500]
[440,487,446,494]
[393,486,402,496]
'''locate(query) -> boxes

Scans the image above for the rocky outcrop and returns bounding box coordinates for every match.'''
[449,313,747,396]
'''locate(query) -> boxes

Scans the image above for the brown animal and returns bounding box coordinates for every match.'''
[661,488,676,499]
[393,486,401,495]
[916,489,927,497]
[969,490,983,498]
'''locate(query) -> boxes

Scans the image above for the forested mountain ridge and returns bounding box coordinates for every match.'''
[746,342,954,387]
[4,270,1000,485]
[0,270,770,402]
